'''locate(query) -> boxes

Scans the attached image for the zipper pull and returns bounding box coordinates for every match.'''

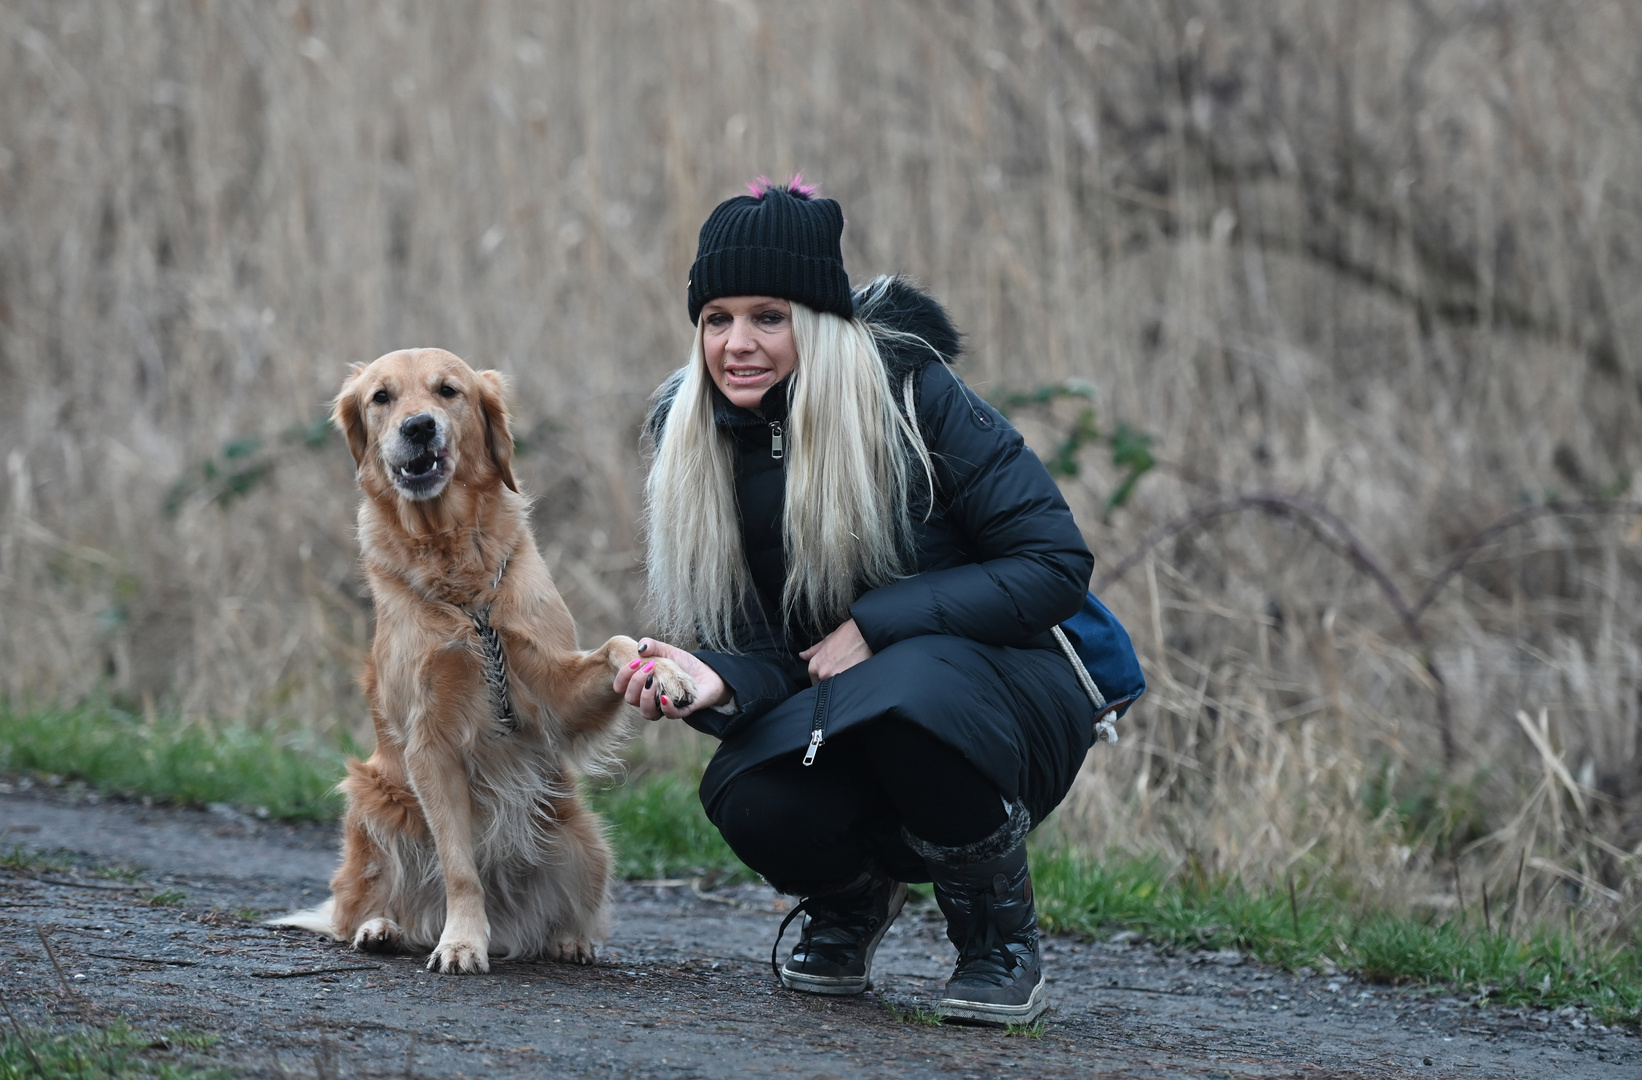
[769,420,784,460]
[803,676,830,766]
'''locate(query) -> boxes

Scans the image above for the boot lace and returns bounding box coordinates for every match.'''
[770,895,882,980]
[951,888,1026,988]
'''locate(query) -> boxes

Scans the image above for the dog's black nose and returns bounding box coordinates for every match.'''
[401,413,437,445]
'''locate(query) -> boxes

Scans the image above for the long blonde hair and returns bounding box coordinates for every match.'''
[645,295,933,650]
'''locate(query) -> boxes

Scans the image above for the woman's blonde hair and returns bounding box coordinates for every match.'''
[645,288,934,650]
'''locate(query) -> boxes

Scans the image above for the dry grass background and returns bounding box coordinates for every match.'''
[2,0,1639,939]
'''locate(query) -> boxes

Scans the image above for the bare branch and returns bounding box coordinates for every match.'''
[1411,500,1642,620]
[1096,493,1445,760]
[1095,493,1642,771]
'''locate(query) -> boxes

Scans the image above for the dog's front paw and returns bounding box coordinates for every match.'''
[352,917,404,954]
[649,659,698,711]
[427,937,490,974]
[545,932,597,965]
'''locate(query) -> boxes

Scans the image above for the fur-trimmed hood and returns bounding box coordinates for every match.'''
[644,275,962,441]
[851,274,964,383]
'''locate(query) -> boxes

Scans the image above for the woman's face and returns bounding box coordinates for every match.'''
[700,296,798,412]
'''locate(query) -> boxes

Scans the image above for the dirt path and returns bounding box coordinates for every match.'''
[1,789,1634,1079]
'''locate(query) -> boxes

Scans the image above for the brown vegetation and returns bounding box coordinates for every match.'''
[1,1,1638,938]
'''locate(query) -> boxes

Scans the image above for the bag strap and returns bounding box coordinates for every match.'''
[1051,625,1119,745]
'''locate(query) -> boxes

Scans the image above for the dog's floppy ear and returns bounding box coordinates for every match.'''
[475,369,518,493]
[331,363,370,468]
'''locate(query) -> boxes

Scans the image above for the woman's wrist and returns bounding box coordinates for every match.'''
[696,668,733,710]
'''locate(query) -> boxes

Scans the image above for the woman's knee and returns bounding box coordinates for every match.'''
[714,793,791,851]
[711,760,879,888]
[713,768,805,854]
[850,720,1010,847]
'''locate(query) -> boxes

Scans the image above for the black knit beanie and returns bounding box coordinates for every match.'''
[687,177,853,324]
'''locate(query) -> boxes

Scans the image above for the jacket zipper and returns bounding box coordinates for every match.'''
[802,677,831,766]
[769,420,784,460]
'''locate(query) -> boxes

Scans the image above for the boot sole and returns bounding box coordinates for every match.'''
[935,970,1048,1026]
[779,881,909,996]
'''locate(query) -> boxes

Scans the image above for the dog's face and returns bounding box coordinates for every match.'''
[332,348,517,501]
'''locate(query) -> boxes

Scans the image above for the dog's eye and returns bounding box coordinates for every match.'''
[439,385,459,399]
[372,390,390,405]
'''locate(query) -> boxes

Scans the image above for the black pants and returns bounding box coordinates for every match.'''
[712,720,1009,895]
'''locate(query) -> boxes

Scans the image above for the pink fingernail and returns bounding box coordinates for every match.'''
[629,659,641,669]
[642,661,655,673]
[660,696,670,707]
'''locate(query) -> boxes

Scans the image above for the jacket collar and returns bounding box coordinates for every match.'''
[710,377,790,428]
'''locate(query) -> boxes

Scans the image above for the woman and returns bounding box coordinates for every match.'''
[614,179,1109,1026]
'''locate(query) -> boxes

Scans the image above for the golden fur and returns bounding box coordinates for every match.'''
[271,348,693,973]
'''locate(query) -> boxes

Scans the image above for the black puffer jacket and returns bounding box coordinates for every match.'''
[652,278,1097,821]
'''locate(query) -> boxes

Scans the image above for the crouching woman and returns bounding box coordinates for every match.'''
[615,180,1106,1025]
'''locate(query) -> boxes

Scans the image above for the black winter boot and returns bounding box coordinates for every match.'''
[771,872,908,995]
[907,801,1048,1026]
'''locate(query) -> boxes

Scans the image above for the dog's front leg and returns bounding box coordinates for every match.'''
[404,743,490,974]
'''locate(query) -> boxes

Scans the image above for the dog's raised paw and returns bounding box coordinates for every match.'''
[427,939,490,974]
[352,917,404,954]
[545,933,597,965]
[649,659,697,710]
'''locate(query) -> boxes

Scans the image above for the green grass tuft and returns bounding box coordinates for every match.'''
[588,770,753,883]
[89,864,145,883]
[1030,842,1642,1026]
[882,1001,945,1026]
[153,1031,218,1051]
[0,704,345,821]
[1003,1018,1048,1038]
[0,847,74,876]
[0,1017,229,1079]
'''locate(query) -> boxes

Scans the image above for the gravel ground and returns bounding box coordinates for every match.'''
[1,786,1635,1079]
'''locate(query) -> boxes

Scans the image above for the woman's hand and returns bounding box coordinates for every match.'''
[613,638,730,721]
[799,618,873,684]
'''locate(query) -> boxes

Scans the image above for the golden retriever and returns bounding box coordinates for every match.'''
[271,348,694,973]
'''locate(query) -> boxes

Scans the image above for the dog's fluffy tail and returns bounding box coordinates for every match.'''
[265,897,340,939]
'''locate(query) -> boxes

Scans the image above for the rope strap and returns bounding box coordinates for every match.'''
[465,553,517,734]
[468,606,518,734]
[1051,625,1119,745]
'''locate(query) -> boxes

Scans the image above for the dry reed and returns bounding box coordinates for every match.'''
[1,1,1638,939]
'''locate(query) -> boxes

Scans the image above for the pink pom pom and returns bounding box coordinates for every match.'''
[786,172,820,199]
[746,173,820,200]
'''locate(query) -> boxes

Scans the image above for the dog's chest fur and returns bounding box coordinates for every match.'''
[369,579,519,734]
[366,563,573,865]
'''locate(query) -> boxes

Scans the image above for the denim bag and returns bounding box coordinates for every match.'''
[1049,591,1146,745]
